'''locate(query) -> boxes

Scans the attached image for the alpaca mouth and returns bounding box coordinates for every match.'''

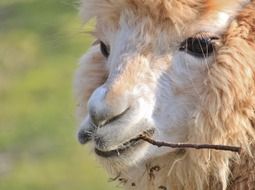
[94,129,155,158]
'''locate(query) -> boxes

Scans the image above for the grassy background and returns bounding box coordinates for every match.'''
[0,0,117,189]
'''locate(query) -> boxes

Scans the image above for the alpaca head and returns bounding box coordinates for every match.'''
[76,0,255,177]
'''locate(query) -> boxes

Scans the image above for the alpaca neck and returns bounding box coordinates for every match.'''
[118,147,255,190]
[120,151,184,190]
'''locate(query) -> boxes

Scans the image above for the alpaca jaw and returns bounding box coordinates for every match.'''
[77,95,159,164]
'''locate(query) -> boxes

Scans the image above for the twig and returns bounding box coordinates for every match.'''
[136,135,241,154]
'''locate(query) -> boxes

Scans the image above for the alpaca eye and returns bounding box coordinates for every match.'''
[179,36,217,58]
[100,41,110,58]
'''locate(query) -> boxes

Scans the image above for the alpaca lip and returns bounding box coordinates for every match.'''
[94,129,155,158]
[94,138,143,158]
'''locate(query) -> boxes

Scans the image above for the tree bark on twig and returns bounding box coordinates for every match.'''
[136,135,241,154]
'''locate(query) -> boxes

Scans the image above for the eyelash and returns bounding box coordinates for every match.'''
[179,36,218,58]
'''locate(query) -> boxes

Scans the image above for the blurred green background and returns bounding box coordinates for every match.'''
[0,0,117,189]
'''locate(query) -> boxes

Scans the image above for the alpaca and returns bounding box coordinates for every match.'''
[74,0,255,189]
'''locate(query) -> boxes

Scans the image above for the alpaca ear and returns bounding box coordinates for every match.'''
[79,0,124,23]
[228,1,255,44]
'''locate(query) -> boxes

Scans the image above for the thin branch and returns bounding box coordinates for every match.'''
[136,135,241,154]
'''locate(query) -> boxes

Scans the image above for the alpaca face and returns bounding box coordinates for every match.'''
[76,0,249,171]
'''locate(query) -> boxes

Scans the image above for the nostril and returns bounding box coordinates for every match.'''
[103,107,130,126]
[90,106,130,128]
[90,110,104,127]
[78,130,92,144]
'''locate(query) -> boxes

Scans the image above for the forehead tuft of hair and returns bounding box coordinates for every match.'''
[80,0,249,29]
[80,0,206,24]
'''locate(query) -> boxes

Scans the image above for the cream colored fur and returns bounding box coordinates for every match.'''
[74,0,255,189]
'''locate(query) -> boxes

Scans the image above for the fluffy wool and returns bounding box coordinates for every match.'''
[74,0,255,189]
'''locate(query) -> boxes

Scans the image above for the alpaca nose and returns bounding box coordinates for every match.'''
[88,86,129,127]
